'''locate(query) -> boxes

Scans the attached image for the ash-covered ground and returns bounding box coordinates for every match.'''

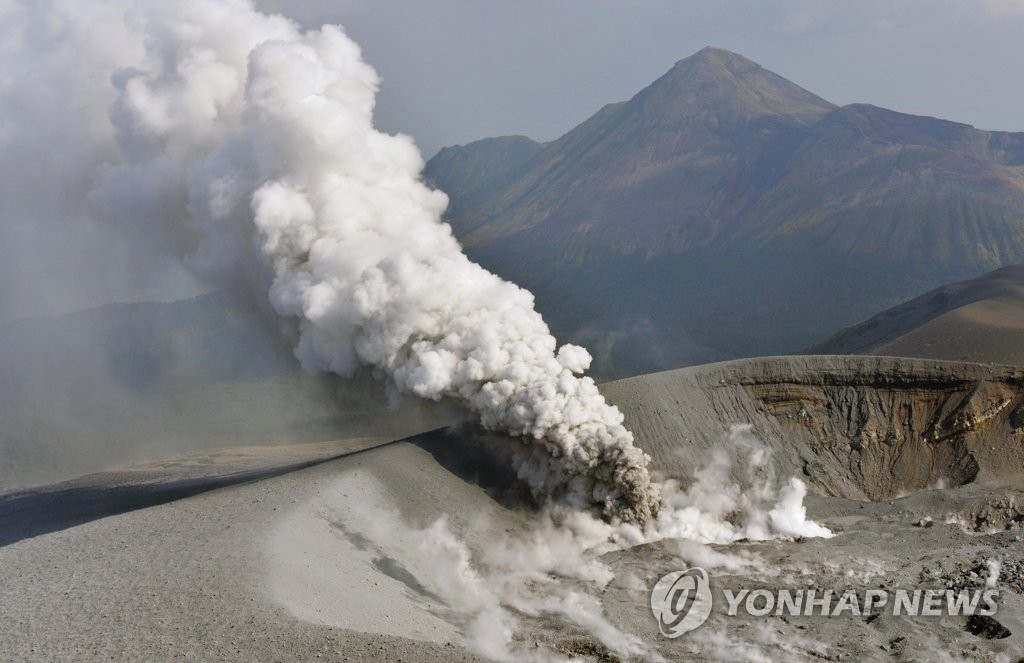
[2,355,1022,661]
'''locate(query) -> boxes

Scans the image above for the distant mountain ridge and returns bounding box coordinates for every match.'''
[426,47,1024,377]
[811,263,1024,366]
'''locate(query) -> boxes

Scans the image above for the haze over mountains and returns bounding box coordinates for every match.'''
[426,47,1024,377]
[0,294,451,491]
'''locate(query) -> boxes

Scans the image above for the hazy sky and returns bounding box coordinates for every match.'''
[256,0,1024,157]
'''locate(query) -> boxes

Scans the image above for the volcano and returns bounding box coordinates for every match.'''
[427,48,1024,377]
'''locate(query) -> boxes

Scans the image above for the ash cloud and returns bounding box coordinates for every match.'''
[1,0,834,537]
[0,1,204,322]
[1,0,658,522]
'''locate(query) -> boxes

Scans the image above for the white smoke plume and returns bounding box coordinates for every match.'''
[420,515,654,662]
[269,471,658,661]
[415,428,831,657]
[578,426,833,546]
[650,425,834,542]
[686,624,830,663]
[985,558,1001,588]
[0,0,656,522]
[2,1,836,539]
[274,434,831,662]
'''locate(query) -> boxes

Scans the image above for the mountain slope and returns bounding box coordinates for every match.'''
[426,47,1024,377]
[425,134,543,220]
[5,355,1024,660]
[811,263,1024,365]
[430,47,836,255]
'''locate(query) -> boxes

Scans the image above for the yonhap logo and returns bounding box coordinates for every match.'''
[650,568,713,637]
[649,566,1000,638]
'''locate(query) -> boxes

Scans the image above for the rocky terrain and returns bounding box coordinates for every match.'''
[605,355,1024,502]
[427,47,1024,376]
[2,355,1022,661]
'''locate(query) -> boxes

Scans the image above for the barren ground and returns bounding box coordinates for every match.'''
[2,356,1023,661]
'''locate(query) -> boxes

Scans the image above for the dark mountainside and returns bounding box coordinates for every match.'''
[428,135,544,215]
[426,47,1024,378]
[811,263,1024,366]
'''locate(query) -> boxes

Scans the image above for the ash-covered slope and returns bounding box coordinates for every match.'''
[602,355,1024,501]
[0,293,452,492]
[427,47,1024,377]
[0,438,498,662]
[4,354,1024,661]
[811,264,1024,366]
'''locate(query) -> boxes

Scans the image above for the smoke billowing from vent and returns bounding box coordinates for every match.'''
[1,0,657,522]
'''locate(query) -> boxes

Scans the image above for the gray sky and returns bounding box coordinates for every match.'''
[256,1,1024,157]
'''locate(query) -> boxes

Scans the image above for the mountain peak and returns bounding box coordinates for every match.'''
[632,47,835,128]
[679,46,759,71]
